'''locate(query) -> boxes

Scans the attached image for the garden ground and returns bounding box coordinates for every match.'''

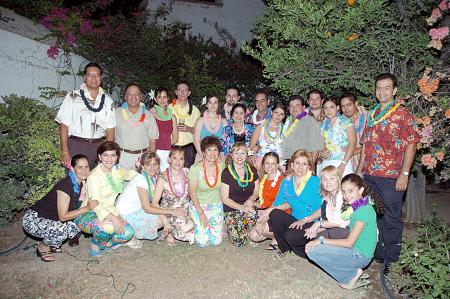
[0,186,448,299]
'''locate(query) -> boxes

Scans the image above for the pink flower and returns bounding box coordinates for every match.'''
[429,27,449,40]
[421,154,437,169]
[50,7,69,21]
[439,0,449,11]
[420,125,433,138]
[67,32,76,46]
[80,20,93,35]
[47,44,59,59]
[431,8,442,18]
[97,0,110,8]
[40,15,53,30]
[436,152,445,162]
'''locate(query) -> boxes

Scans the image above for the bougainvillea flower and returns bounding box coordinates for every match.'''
[439,0,449,11]
[47,45,59,59]
[445,108,450,119]
[67,32,76,46]
[80,20,93,34]
[418,78,440,95]
[431,8,442,18]
[436,152,445,162]
[429,27,449,40]
[421,154,437,169]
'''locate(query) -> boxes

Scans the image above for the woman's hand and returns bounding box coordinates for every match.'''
[305,239,320,253]
[241,205,255,214]
[171,208,186,218]
[199,213,209,228]
[244,199,255,208]
[319,149,331,160]
[338,163,346,178]
[289,218,307,229]
[87,200,99,211]
[304,222,320,239]
[111,215,125,234]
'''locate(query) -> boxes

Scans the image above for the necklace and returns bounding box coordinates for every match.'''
[341,195,370,221]
[106,171,123,193]
[258,171,282,208]
[172,98,193,119]
[166,167,186,197]
[68,170,80,195]
[121,102,145,126]
[294,170,312,196]
[203,111,222,132]
[202,160,219,188]
[263,120,282,144]
[283,110,308,137]
[80,89,105,112]
[228,162,254,188]
[143,171,156,202]
[367,100,401,127]
[251,107,272,125]
[155,104,172,121]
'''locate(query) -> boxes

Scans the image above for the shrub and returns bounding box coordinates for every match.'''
[0,95,64,225]
[388,210,450,298]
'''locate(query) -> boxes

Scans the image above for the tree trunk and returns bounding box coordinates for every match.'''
[404,169,426,223]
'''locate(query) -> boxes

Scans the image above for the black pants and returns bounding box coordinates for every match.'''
[268,209,314,258]
[365,174,404,267]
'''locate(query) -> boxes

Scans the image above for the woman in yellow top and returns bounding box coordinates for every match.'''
[75,141,137,257]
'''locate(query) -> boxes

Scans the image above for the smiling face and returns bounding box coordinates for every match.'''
[341,181,364,204]
[72,158,90,182]
[203,145,220,163]
[232,106,245,124]
[291,156,310,178]
[231,146,248,166]
[207,96,220,114]
[125,85,142,110]
[321,171,340,194]
[308,92,323,110]
[143,158,160,177]
[340,97,358,118]
[255,93,269,114]
[323,100,339,120]
[271,107,285,124]
[176,83,191,102]
[225,88,239,106]
[98,150,118,170]
[156,90,169,107]
[168,150,185,171]
[375,78,397,105]
[83,66,102,90]
[288,99,305,118]
[263,155,278,177]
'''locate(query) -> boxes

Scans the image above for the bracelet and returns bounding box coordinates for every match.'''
[304,216,309,223]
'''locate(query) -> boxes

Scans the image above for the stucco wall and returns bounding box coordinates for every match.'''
[147,0,265,47]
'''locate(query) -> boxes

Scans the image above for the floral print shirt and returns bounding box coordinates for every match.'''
[321,115,353,161]
[221,123,255,155]
[362,106,419,178]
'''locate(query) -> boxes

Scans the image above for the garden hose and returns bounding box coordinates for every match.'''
[0,235,29,257]
[380,263,395,299]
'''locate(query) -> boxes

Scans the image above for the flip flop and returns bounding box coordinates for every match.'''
[36,246,55,262]
[266,244,278,251]
[274,250,286,258]
[360,273,370,280]
[50,246,66,253]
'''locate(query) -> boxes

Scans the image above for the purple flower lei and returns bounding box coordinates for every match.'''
[350,195,370,211]
[296,110,308,120]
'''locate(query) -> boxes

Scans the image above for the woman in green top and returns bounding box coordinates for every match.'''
[188,136,225,247]
[306,174,383,289]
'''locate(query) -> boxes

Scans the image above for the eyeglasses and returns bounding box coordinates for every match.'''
[126,92,141,97]
[86,73,101,78]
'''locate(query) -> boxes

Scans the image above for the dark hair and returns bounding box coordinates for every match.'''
[307,89,324,100]
[225,85,240,95]
[97,141,121,159]
[71,154,89,167]
[375,73,398,88]
[230,103,247,118]
[271,102,286,118]
[260,152,280,177]
[255,89,269,100]
[341,174,384,214]
[339,93,357,104]
[288,95,306,106]
[322,97,339,106]
[201,95,222,115]
[169,146,185,158]
[200,136,222,153]
[177,80,190,90]
[155,87,170,99]
[83,62,102,75]
[137,152,160,173]
[125,82,142,93]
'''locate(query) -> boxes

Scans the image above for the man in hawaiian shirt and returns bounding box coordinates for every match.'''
[56,62,115,169]
[357,73,419,274]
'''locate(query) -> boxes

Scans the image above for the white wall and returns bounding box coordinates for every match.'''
[0,8,85,107]
[147,0,266,48]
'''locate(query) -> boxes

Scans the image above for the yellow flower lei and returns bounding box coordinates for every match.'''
[368,101,401,127]
[172,102,190,120]
[227,163,254,183]
[283,118,299,137]
[294,170,312,196]
[258,174,267,203]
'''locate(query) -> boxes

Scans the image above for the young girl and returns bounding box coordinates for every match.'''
[151,88,179,172]
[249,152,285,250]
[152,147,194,245]
[304,165,349,240]
[116,152,186,245]
[306,174,383,289]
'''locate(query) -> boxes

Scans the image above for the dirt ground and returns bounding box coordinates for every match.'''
[0,186,448,299]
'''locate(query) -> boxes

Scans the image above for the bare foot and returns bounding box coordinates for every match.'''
[166,234,176,246]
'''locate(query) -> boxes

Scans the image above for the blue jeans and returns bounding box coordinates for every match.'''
[307,244,371,284]
[364,175,404,266]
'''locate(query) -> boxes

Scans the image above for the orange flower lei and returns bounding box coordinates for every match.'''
[202,160,219,189]
[258,172,283,209]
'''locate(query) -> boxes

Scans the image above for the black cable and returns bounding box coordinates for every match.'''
[0,235,28,257]
[380,263,395,299]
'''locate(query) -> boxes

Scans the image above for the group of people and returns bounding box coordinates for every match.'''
[23,62,420,290]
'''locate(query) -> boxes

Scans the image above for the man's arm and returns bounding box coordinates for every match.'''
[148,139,156,153]
[396,143,417,191]
[105,128,115,142]
[356,143,365,176]
[60,124,70,166]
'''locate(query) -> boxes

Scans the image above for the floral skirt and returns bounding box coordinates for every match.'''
[121,209,160,240]
[189,203,224,247]
[224,210,258,247]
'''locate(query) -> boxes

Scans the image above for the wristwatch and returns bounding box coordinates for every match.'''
[319,236,325,244]
[402,171,409,176]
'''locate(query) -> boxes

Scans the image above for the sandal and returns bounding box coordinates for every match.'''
[266,244,279,251]
[126,238,143,249]
[36,245,55,262]
[340,278,371,290]
[274,250,286,258]
[50,246,66,253]
[360,273,370,280]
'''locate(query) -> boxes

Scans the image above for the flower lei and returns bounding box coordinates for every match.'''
[172,98,193,120]
[263,120,283,144]
[80,89,105,113]
[68,170,80,195]
[341,195,371,221]
[251,107,272,125]
[367,100,401,127]
[283,110,308,137]
[105,166,123,193]
[202,160,219,189]
[228,162,254,188]
[143,171,156,202]
[121,102,145,126]
[154,104,173,121]
[294,170,312,196]
[203,111,222,132]
[166,167,186,197]
[258,171,281,207]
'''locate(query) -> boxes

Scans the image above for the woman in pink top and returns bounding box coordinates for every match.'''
[151,88,179,172]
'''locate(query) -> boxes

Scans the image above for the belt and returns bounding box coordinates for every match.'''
[120,147,148,154]
[69,136,105,143]
[172,143,194,149]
